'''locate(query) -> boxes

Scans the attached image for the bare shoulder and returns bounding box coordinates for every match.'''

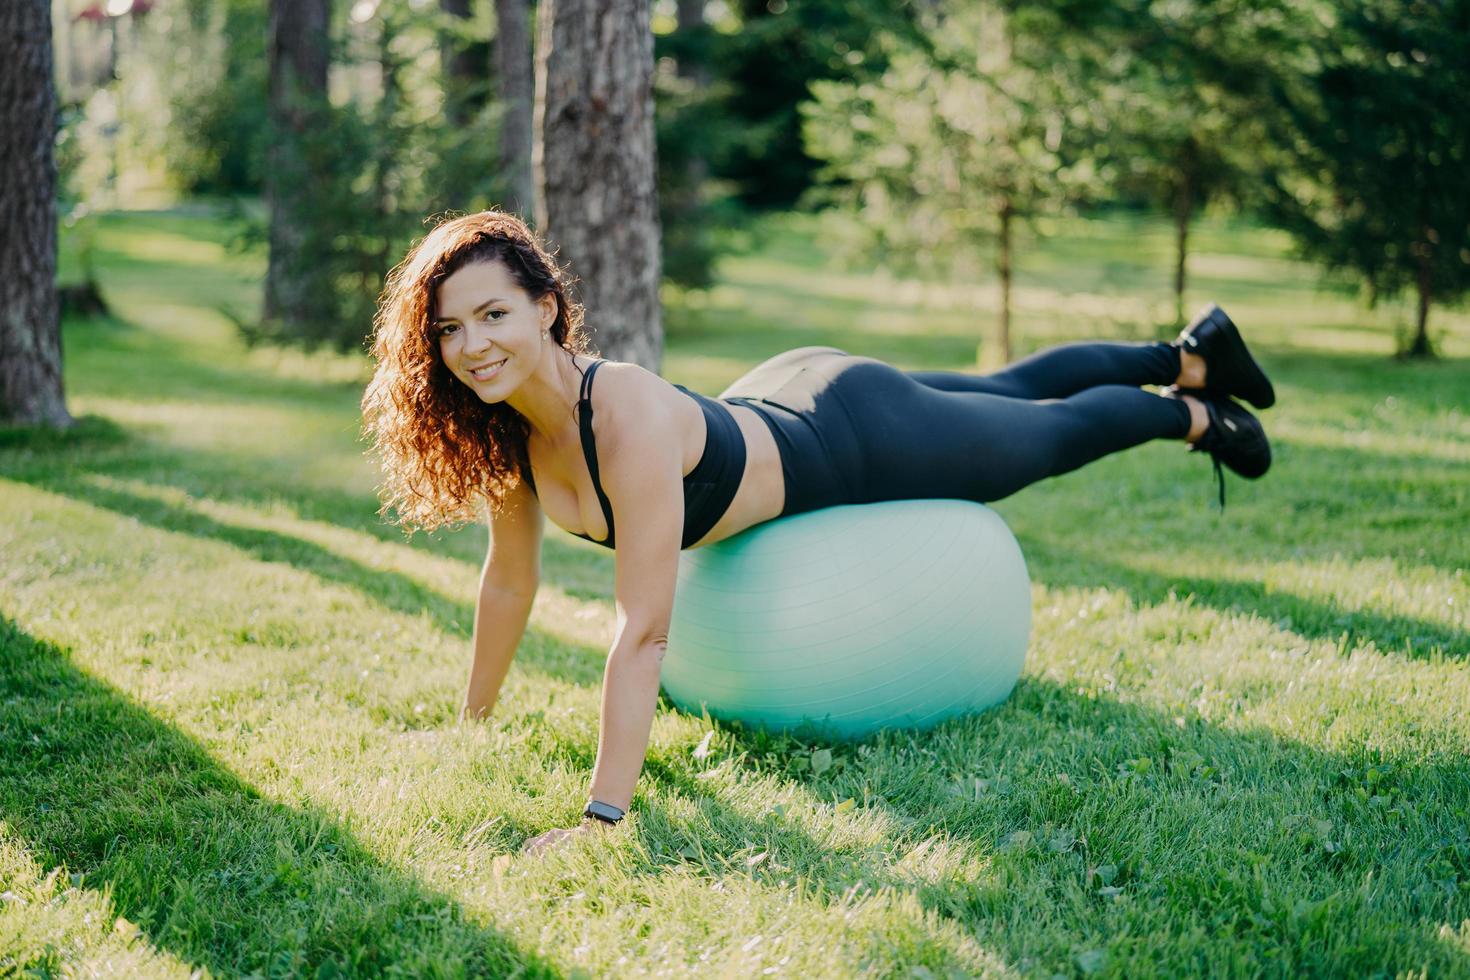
[585,359,679,449]
[591,361,686,638]
[588,358,665,403]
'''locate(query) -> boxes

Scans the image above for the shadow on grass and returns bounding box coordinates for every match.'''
[1023,539,1467,662]
[0,615,559,978]
[1273,347,1470,409]
[63,314,368,409]
[1000,435,1468,599]
[1,441,608,691]
[633,676,1470,976]
[6,416,1467,972]
[0,414,613,605]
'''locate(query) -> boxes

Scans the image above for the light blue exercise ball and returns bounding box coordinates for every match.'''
[662,499,1032,740]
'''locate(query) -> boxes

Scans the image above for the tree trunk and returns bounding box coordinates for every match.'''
[675,0,708,201]
[0,0,73,428]
[1171,138,1200,329]
[534,0,662,371]
[264,0,331,334]
[996,198,1014,365]
[676,0,710,88]
[495,0,535,218]
[1173,184,1192,328]
[441,0,492,128]
[1409,230,1435,358]
[374,15,402,280]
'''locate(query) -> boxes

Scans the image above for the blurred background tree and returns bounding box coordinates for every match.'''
[43,0,1469,361]
[801,0,1106,366]
[1259,0,1470,358]
[693,0,922,212]
[160,0,272,196]
[1082,0,1279,329]
[488,0,533,216]
[261,0,334,344]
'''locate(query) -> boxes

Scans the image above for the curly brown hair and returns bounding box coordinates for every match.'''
[361,210,595,534]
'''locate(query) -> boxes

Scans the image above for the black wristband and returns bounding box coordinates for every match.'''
[582,799,625,825]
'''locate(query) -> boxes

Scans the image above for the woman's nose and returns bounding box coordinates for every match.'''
[463,319,496,354]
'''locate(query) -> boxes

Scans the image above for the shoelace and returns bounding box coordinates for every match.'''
[1192,398,1228,511]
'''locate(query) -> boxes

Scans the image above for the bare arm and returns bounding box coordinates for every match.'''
[587,628,669,810]
[523,633,662,853]
[520,367,683,854]
[462,582,535,721]
[584,372,684,811]
[463,477,542,722]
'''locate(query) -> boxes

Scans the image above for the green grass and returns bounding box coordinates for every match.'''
[2,204,1468,978]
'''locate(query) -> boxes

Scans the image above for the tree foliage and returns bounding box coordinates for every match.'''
[1083,0,1277,326]
[800,0,1106,362]
[54,0,1469,360]
[239,0,509,352]
[1259,0,1470,356]
[154,0,272,196]
[687,0,923,211]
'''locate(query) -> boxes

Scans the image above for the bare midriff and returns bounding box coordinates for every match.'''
[687,398,785,548]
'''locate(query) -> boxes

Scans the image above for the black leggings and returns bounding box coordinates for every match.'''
[719,341,1191,517]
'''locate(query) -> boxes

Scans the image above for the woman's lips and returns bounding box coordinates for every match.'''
[469,357,507,381]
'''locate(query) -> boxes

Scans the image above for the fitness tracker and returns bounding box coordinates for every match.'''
[582,799,625,825]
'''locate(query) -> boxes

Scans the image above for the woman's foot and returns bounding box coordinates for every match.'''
[1173,304,1276,410]
[1177,348,1207,390]
[1178,391,1209,441]
[1175,391,1271,508]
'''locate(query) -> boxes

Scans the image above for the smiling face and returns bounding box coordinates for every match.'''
[433,259,558,400]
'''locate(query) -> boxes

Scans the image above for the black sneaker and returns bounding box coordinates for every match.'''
[1187,394,1271,509]
[1174,304,1276,410]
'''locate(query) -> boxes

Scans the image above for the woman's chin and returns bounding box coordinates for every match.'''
[469,380,512,403]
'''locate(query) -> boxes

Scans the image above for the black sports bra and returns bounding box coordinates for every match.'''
[520,359,747,550]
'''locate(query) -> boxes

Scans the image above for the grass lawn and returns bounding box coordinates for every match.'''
[2,205,1468,978]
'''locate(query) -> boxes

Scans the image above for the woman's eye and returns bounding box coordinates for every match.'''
[439,323,460,336]
[482,310,505,321]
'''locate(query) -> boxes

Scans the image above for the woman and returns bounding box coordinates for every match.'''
[361,211,1275,856]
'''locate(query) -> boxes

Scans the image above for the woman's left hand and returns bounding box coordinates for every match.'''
[521,821,607,857]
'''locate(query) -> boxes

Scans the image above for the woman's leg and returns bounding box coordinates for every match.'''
[832,362,1194,504]
[904,340,1182,400]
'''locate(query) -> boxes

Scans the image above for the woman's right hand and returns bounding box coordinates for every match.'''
[460,699,492,722]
